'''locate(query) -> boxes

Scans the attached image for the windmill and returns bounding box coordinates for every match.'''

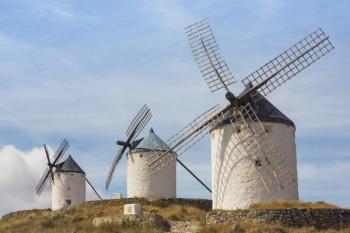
[147,18,334,209]
[105,104,212,196]
[105,104,152,190]
[35,139,102,210]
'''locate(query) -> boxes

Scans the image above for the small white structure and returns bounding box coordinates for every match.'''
[211,94,299,210]
[52,155,86,210]
[124,203,142,216]
[127,128,176,198]
[112,192,123,199]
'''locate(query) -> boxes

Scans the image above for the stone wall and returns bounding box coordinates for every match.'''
[207,208,350,229]
[85,198,212,212]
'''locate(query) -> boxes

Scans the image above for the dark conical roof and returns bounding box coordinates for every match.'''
[55,155,85,174]
[212,90,295,130]
[130,128,171,153]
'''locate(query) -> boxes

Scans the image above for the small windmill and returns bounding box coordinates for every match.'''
[35,139,102,210]
[105,104,212,194]
[105,105,152,190]
[147,18,334,208]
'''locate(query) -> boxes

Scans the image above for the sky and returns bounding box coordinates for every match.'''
[0,0,349,216]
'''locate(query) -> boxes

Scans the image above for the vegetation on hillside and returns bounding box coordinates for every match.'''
[249,200,339,209]
[0,199,348,233]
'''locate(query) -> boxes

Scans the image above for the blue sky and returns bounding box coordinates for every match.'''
[0,0,349,215]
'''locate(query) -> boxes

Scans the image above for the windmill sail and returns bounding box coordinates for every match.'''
[35,168,51,195]
[241,28,334,101]
[35,139,70,195]
[147,105,225,173]
[51,139,69,164]
[105,147,125,190]
[126,105,152,139]
[228,103,295,192]
[105,105,152,190]
[185,18,235,92]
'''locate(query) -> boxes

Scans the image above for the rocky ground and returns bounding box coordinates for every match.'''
[1,199,349,233]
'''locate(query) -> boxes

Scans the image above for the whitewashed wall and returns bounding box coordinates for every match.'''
[127,151,176,198]
[52,172,86,210]
[211,122,298,210]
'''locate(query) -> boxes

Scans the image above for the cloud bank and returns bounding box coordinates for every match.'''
[0,145,104,216]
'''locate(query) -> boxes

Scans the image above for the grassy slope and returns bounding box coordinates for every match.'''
[248,200,339,209]
[0,199,349,233]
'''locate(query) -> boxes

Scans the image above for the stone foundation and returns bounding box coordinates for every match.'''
[206,208,350,229]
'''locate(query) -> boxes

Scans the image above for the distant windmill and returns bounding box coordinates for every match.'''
[147,18,334,209]
[35,139,102,210]
[105,104,212,195]
[105,105,152,191]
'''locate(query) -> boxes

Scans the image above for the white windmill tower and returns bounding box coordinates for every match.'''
[127,128,176,198]
[105,105,211,198]
[147,18,334,210]
[35,139,102,210]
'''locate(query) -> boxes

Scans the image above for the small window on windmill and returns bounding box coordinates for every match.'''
[67,187,70,190]
[140,154,143,158]
[235,126,241,134]
[66,200,71,205]
[71,173,74,176]
[264,126,272,133]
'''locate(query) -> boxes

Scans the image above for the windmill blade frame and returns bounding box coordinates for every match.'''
[106,105,152,190]
[185,18,236,93]
[229,103,296,193]
[147,105,225,173]
[35,139,70,196]
[126,105,152,138]
[105,147,126,190]
[35,167,51,195]
[240,28,334,101]
[129,109,152,142]
[52,139,70,165]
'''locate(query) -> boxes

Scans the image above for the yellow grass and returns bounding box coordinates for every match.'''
[0,199,348,233]
[249,200,339,209]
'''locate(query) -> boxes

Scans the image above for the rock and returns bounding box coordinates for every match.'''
[170,221,200,233]
[124,203,142,216]
[92,216,123,227]
[206,208,350,230]
[92,213,170,231]
[226,223,245,233]
[142,213,171,232]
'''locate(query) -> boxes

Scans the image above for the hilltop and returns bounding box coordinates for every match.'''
[1,198,349,233]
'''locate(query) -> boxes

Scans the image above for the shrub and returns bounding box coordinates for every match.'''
[40,218,55,229]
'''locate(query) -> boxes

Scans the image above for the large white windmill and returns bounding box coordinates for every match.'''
[35,139,102,210]
[147,18,334,210]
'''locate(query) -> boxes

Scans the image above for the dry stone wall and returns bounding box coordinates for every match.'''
[207,208,350,229]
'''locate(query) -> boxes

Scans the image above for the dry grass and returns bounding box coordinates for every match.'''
[0,199,348,233]
[143,204,206,221]
[249,200,339,209]
[0,199,205,233]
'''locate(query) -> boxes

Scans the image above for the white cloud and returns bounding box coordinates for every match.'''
[0,145,51,216]
[0,145,105,216]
